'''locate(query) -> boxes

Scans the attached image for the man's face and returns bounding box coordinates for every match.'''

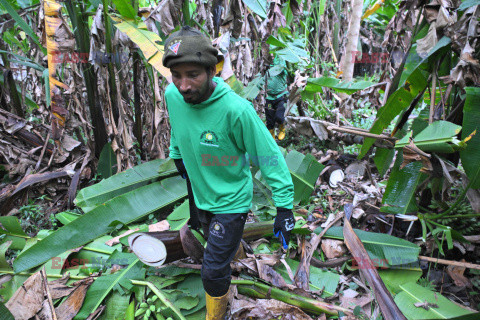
[170,63,215,104]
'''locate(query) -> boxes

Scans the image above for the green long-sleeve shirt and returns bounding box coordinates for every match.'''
[266,56,288,100]
[166,77,293,213]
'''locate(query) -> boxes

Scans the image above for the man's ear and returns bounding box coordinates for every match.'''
[208,66,217,77]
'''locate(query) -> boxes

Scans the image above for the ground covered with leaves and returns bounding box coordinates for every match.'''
[1,126,479,320]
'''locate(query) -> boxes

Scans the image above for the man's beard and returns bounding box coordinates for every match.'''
[181,80,213,104]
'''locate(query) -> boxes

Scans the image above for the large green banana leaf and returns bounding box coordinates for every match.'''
[395,282,473,319]
[75,252,144,319]
[243,0,268,18]
[253,150,324,207]
[399,38,451,88]
[378,268,423,294]
[360,68,428,158]
[360,37,451,158]
[285,150,324,205]
[13,176,187,273]
[0,217,28,250]
[0,241,12,273]
[314,226,420,267]
[99,291,132,320]
[395,121,463,153]
[112,0,137,20]
[275,258,340,297]
[381,162,424,215]
[75,158,175,212]
[305,76,375,94]
[0,301,14,320]
[460,87,480,189]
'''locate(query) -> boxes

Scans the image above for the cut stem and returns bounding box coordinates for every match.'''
[231,280,351,316]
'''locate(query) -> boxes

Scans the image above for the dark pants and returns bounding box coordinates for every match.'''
[265,96,286,130]
[177,164,247,297]
[198,209,247,297]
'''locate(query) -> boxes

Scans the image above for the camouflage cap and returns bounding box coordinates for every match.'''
[162,26,220,68]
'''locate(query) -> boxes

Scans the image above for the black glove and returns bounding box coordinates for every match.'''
[274,208,295,249]
[173,158,187,179]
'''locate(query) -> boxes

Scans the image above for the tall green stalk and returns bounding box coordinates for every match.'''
[64,0,108,158]
[332,0,341,59]
[133,50,143,158]
[102,0,119,124]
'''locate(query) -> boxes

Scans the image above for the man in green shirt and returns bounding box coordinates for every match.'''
[265,55,288,140]
[162,26,294,320]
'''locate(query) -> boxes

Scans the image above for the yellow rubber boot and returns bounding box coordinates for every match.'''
[269,129,276,140]
[206,291,229,320]
[277,123,286,140]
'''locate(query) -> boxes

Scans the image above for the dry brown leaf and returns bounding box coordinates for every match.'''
[343,204,407,319]
[321,239,347,259]
[48,274,76,300]
[37,299,56,320]
[230,298,313,320]
[148,220,170,232]
[414,300,439,310]
[447,261,470,287]
[257,264,291,289]
[55,278,94,320]
[5,271,44,320]
[401,139,433,171]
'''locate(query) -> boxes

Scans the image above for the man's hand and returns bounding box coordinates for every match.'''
[173,159,187,179]
[274,208,295,249]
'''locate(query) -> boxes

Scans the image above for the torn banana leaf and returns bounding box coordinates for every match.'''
[75,158,173,213]
[395,121,465,153]
[395,282,474,319]
[110,15,171,78]
[305,76,375,94]
[252,150,324,208]
[286,150,325,205]
[381,162,424,215]
[76,252,144,318]
[0,217,28,250]
[275,258,340,297]
[14,176,187,273]
[460,87,480,188]
[313,225,420,267]
[378,267,423,294]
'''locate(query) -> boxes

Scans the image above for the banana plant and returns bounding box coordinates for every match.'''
[44,0,71,146]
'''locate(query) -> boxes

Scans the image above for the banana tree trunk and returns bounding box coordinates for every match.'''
[339,0,363,84]
[128,221,275,266]
[64,0,108,158]
[44,0,70,146]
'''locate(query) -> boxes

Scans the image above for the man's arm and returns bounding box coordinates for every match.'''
[232,106,294,209]
[232,105,295,248]
[169,129,182,160]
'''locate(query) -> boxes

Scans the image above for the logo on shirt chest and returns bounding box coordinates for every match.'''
[200,130,219,148]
